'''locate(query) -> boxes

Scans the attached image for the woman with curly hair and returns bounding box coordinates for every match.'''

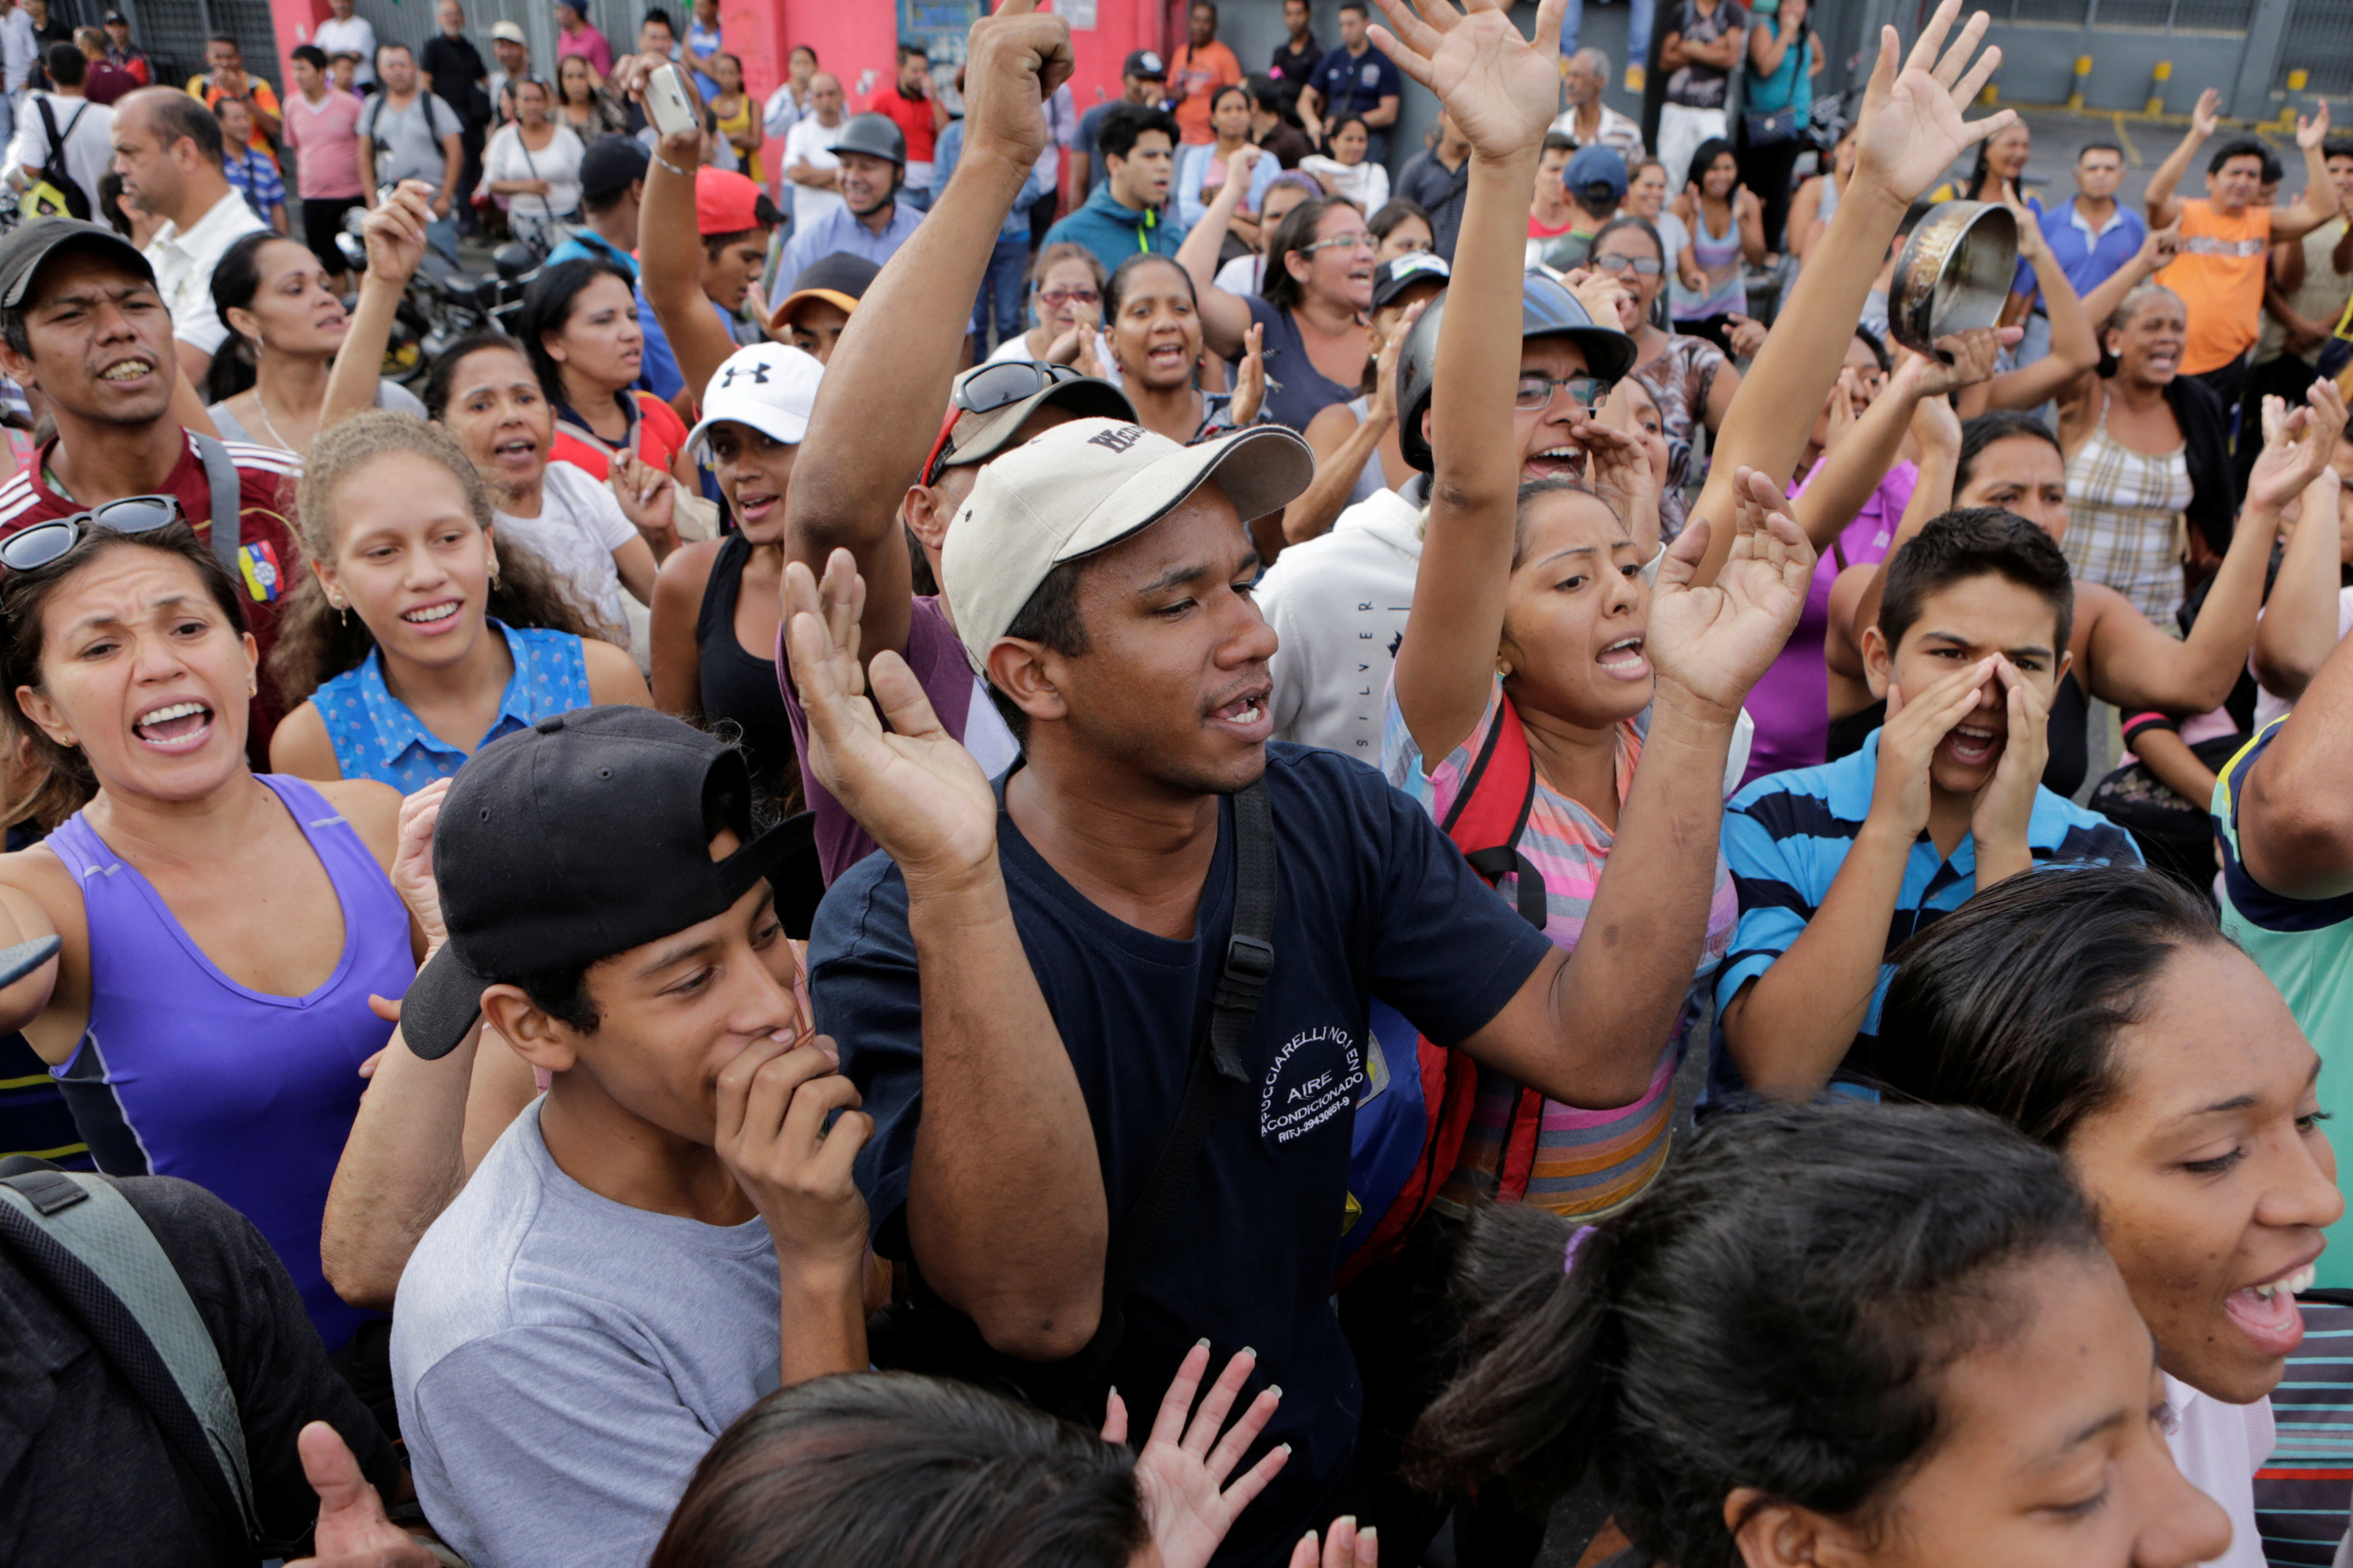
[267,411,649,788]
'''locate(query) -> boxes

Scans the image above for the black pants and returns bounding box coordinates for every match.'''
[303,196,366,276]
[2235,352,2322,487]
[2189,352,2250,434]
[1738,134,1804,255]
[1027,186,1059,253]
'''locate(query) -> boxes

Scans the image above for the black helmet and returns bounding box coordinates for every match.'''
[1395,271,1640,474]
[834,112,908,167]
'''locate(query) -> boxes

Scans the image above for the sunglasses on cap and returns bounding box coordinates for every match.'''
[0,495,187,574]
[919,361,1088,487]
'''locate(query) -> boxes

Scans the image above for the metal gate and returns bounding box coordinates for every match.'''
[111,0,284,93]
[2276,0,2353,97]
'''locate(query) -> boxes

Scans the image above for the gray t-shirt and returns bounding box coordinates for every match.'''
[205,379,425,448]
[390,1100,785,1568]
[360,90,463,190]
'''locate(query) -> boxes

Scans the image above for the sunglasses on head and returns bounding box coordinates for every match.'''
[0,496,187,575]
[919,362,1088,487]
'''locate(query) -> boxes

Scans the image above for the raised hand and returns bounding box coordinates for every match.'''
[360,181,435,286]
[2298,98,2334,151]
[1904,324,2006,398]
[1289,1516,1379,1568]
[610,450,680,553]
[1648,465,1815,719]
[1367,0,1570,161]
[283,1422,440,1568]
[1724,311,1768,358]
[2190,86,2221,142]
[1872,655,1997,839]
[1968,655,2048,871]
[1851,0,2013,208]
[711,1029,872,1269]
[2001,179,2047,261]
[1225,140,1263,188]
[1582,416,1659,556]
[2248,378,2349,512]
[1105,1342,1290,1568]
[961,0,1076,170]
[1230,323,1269,427]
[785,550,1000,888]
[391,777,452,949]
[1567,267,1630,332]
[1369,298,1427,424]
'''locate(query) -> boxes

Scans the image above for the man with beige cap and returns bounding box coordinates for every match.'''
[786,378,1794,1563]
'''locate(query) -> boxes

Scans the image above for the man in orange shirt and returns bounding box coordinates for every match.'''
[1165,1,1240,148]
[2149,87,2338,417]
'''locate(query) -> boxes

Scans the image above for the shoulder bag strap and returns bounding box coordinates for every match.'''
[1445,698,1546,930]
[0,1169,259,1544]
[1096,777,1276,1316]
[191,434,241,578]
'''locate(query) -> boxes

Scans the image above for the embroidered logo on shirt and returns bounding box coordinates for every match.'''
[238,538,281,602]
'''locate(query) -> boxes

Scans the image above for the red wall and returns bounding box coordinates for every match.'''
[720,0,1166,116]
[266,0,335,72]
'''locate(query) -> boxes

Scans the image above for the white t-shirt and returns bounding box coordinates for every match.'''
[2163,1374,2273,1568]
[1258,485,1425,759]
[1213,251,1267,298]
[1298,155,1389,216]
[311,14,379,86]
[3,92,112,218]
[781,116,846,232]
[483,121,586,224]
[982,329,1118,388]
[494,460,636,636]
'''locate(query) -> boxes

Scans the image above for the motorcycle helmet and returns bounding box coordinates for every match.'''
[1395,271,1640,474]
[834,112,908,168]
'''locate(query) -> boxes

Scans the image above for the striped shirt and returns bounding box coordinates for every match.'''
[2215,719,2353,1290]
[1384,679,1737,1219]
[1711,729,2140,1102]
[223,146,285,219]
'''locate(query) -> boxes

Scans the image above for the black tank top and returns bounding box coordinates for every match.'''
[695,533,797,809]
[1823,669,2090,798]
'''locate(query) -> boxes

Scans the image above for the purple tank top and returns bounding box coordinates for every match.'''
[46,774,413,1350]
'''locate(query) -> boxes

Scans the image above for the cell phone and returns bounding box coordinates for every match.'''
[644,63,700,140]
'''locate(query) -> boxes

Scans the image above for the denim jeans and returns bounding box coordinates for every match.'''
[1560,0,1656,79]
[973,231,1030,349]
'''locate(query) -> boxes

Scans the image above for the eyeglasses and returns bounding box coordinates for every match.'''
[1302,232,1375,256]
[0,495,186,574]
[1591,253,1663,276]
[1513,374,1610,412]
[1037,288,1100,308]
[920,362,1088,486]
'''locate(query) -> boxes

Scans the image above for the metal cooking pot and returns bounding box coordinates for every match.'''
[1888,200,2018,361]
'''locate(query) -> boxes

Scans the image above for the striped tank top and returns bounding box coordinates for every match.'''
[46,775,413,1350]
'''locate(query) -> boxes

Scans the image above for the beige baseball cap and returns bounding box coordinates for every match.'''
[941,417,1314,673]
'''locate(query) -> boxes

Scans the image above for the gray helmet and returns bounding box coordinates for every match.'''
[834,112,908,167]
[1395,272,1641,474]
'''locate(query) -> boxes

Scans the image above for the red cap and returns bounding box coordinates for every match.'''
[693,166,770,236]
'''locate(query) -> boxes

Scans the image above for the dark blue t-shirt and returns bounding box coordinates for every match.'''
[811,743,1554,1567]
[1309,44,1402,121]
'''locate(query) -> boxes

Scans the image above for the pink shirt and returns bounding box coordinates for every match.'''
[557,24,614,81]
[284,87,364,200]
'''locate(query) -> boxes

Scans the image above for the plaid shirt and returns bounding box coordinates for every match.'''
[223,147,285,220]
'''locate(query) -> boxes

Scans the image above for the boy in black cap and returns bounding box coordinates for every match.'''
[545,134,650,278]
[374,707,868,1568]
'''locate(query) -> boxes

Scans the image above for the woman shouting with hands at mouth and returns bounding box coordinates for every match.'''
[1369,0,1810,1553]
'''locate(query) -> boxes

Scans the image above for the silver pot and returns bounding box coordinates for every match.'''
[1888,200,2018,361]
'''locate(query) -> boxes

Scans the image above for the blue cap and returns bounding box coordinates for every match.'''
[1564,143,1629,205]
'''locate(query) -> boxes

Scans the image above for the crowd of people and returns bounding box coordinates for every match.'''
[0,1,2351,1567]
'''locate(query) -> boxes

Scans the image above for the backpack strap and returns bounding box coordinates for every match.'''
[191,434,242,580]
[0,1169,259,1546]
[1440,698,1546,930]
[1096,776,1275,1316]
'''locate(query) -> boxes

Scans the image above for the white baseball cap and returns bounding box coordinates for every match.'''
[941,417,1314,673]
[687,344,824,461]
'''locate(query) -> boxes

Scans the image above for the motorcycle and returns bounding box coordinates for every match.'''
[337,211,542,385]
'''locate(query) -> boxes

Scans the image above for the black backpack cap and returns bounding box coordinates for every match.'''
[1395,271,1640,474]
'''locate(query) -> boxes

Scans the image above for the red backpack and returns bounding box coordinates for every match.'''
[1337,700,1550,1287]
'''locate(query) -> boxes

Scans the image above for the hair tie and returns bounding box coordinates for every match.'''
[1564,1224,1597,1276]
